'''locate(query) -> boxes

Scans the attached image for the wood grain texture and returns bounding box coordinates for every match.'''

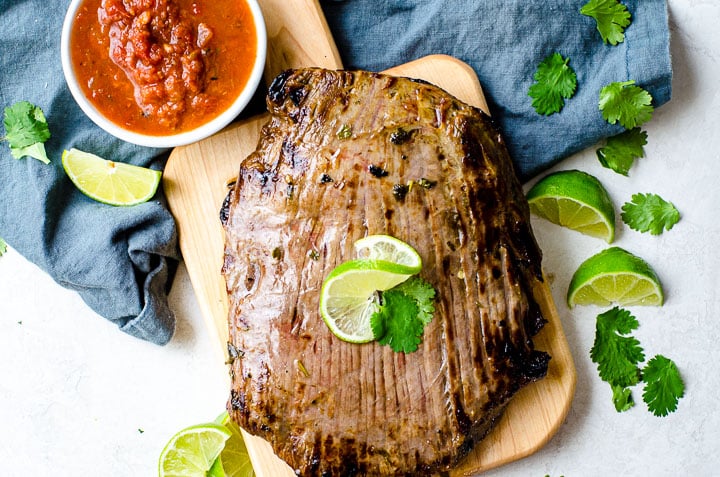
[165,55,575,476]
[259,0,342,79]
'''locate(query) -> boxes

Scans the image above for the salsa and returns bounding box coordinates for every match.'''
[70,0,257,135]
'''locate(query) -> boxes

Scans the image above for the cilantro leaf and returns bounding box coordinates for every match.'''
[590,307,644,388]
[621,193,680,235]
[580,0,632,46]
[393,276,436,324]
[0,237,6,257]
[599,81,654,130]
[611,384,635,412]
[596,128,647,176]
[370,276,436,353]
[372,288,423,353]
[11,142,50,163]
[528,53,577,116]
[642,355,684,416]
[2,101,51,164]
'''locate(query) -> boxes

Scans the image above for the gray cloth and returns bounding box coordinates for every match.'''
[0,0,671,345]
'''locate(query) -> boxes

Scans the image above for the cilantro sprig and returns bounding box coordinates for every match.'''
[596,128,647,175]
[528,52,577,116]
[2,101,51,164]
[371,276,436,353]
[591,307,644,389]
[621,193,680,235]
[580,0,632,46]
[642,355,685,417]
[599,81,654,130]
[591,307,685,416]
[0,237,7,257]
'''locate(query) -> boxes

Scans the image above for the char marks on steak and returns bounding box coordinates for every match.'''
[222,68,550,476]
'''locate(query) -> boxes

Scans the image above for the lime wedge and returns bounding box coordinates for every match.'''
[213,412,256,477]
[62,148,162,206]
[158,423,231,477]
[567,247,663,307]
[319,259,416,343]
[527,169,616,243]
[354,235,422,273]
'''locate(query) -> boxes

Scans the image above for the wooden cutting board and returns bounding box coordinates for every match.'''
[164,0,576,475]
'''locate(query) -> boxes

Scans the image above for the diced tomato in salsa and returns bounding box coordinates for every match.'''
[71,0,257,135]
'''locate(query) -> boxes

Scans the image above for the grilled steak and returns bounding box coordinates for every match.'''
[222,68,550,476]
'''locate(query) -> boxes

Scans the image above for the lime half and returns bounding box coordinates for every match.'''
[354,235,422,273]
[158,423,231,477]
[527,169,616,243]
[62,148,162,206]
[567,247,663,307]
[319,259,415,343]
[213,412,255,477]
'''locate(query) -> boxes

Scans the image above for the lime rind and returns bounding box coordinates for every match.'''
[567,246,663,307]
[527,169,615,243]
[526,170,614,210]
[207,458,225,477]
[324,258,417,286]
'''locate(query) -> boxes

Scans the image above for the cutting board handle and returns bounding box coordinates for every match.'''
[259,0,343,81]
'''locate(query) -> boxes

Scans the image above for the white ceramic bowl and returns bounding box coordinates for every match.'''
[60,0,267,148]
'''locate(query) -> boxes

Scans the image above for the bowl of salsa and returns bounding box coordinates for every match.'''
[61,0,266,148]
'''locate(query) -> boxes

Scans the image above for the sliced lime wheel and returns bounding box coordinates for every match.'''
[319,259,416,343]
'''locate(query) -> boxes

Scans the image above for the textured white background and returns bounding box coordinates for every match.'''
[1,1,718,475]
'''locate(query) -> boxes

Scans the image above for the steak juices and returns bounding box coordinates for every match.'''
[69,0,257,135]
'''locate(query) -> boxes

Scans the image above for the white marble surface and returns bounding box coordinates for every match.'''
[1,1,718,475]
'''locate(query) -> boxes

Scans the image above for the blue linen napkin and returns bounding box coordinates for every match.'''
[0,0,671,345]
[321,0,672,180]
